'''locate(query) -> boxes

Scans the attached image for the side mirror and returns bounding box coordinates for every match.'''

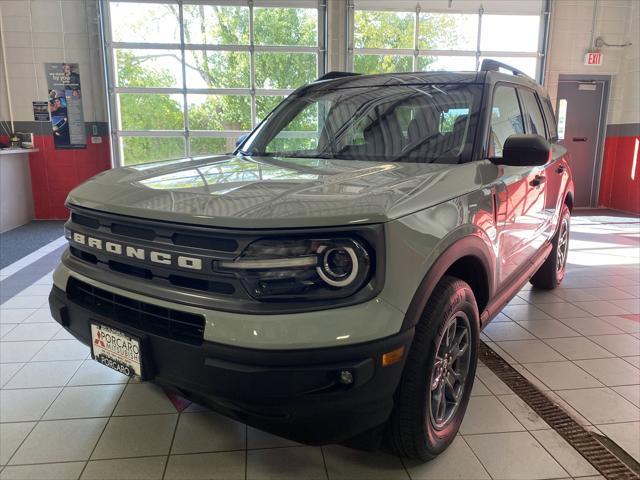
[235,133,249,148]
[492,134,551,167]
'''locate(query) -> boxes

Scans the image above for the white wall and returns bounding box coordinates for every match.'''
[0,0,106,124]
[545,0,639,126]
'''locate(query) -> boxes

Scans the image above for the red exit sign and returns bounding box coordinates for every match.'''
[584,52,603,65]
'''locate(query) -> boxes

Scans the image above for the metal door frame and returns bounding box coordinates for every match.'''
[557,74,611,207]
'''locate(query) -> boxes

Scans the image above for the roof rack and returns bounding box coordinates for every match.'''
[480,59,529,78]
[315,71,362,82]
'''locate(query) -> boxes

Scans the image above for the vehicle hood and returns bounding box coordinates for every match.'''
[68,155,498,228]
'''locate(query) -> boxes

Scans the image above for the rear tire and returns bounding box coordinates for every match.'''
[530,205,571,289]
[387,276,479,461]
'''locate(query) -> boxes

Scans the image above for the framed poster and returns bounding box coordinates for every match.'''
[45,63,86,149]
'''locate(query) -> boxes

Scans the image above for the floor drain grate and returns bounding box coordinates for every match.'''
[479,341,640,480]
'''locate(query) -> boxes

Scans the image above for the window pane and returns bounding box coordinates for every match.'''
[243,84,482,164]
[115,49,182,88]
[256,95,285,122]
[190,137,237,156]
[480,15,540,52]
[118,94,184,131]
[354,11,414,49]
[110,2,180,43]
[254,8,317,46]
[265,103,320,154]
[541,97,558,140]
[489,86,524,157]
[418,56,476,72]
[419,13,478,50]
[480,56,537,78]
[255,53,316,89]
[354,54,413,74]
[519,89,546,136]
[182,5,249,45]
[121,137,185,165]
[185,51,250,88]
[187,95,251,131]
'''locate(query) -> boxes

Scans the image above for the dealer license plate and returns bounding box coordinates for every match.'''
[90,323,142,378]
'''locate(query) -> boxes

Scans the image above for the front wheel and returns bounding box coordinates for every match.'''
[387,276,479,461]
[530,204,571,289]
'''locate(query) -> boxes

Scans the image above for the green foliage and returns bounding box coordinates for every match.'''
[354,11,414,49]
[353,11,461,74]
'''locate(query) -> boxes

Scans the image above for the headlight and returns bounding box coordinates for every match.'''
[217,237,372,301]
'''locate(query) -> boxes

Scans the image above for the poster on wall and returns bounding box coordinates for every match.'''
[45,63,86,149]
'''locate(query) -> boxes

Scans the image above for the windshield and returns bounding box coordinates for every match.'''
[240,83,483,164]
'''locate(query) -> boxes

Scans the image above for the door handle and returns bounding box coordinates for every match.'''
[556,165,565,174]
[572,137,588,142]
[530,175,546,187]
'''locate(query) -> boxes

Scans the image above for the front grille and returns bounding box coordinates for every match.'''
[66,206,243,297]
[67,277,205,345]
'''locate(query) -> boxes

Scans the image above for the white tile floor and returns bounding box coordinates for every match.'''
[0,213,638,479]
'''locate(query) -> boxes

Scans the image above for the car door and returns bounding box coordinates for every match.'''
[518,88,559,241]
[489,84,547,286]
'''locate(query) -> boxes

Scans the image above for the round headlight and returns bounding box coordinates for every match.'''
[317,246,359,287]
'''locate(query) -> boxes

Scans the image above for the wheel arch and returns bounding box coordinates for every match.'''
[564,190,574,211]
[401,235,494,331]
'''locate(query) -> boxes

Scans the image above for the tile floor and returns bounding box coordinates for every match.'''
[0,213,638,479]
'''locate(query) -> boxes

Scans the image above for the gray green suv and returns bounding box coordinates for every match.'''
[49,61,573,460]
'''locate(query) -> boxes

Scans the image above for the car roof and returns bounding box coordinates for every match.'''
[311,71,484,89]
[303,69,544,94]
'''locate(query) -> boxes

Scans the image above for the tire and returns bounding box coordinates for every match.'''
[530,204,571,289]
[387,276,479,461]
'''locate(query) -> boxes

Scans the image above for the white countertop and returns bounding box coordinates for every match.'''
[0,148,39,155]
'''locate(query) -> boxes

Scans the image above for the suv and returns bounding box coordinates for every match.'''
[49,60,573,460]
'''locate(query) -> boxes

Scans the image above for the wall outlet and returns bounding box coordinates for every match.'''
[91,136,102,144]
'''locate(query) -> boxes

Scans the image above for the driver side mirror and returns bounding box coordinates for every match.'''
[491,134,551,167]
[235,133,249,148]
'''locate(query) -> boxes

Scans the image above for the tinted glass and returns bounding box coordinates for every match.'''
[519,89,546,137]
[242,84,482,164]
[541,97,558,140]
[489,86,524,157]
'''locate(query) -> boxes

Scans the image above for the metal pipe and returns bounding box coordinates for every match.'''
[0,4,15,134]
[589,0,598,49]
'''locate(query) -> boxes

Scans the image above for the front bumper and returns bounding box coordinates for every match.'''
[49,284,414,445]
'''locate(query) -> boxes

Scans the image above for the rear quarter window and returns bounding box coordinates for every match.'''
[540,96,558,141]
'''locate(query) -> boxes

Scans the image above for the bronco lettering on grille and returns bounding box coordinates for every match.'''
[67,230,203,271]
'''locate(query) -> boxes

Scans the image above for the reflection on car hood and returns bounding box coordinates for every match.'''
[67,155,496,228]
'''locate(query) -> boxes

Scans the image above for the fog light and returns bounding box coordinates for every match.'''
[338,370,354,385]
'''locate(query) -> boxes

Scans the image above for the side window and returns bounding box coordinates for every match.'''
[489,85,524,157]
[541,97,558,141]
[520,89,547,137]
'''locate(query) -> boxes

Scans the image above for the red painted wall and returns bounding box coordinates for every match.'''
[599,135,640,214]
[29,135,111,219]
[1,133,111,220]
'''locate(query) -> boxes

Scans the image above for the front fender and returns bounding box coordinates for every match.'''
[379,189,496,326]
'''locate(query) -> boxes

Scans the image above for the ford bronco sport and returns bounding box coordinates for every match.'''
[49,60,573,460]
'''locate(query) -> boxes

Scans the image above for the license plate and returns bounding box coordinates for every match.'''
[91,323,142,378]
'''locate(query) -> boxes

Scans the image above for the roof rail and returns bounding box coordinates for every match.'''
[315,71,362,82]
[480,59,529,78]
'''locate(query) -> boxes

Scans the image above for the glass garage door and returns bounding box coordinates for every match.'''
[101,1,326,166]
[350,0,545,81]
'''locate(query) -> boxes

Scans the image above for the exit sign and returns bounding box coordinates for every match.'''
[584,52,603,65]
